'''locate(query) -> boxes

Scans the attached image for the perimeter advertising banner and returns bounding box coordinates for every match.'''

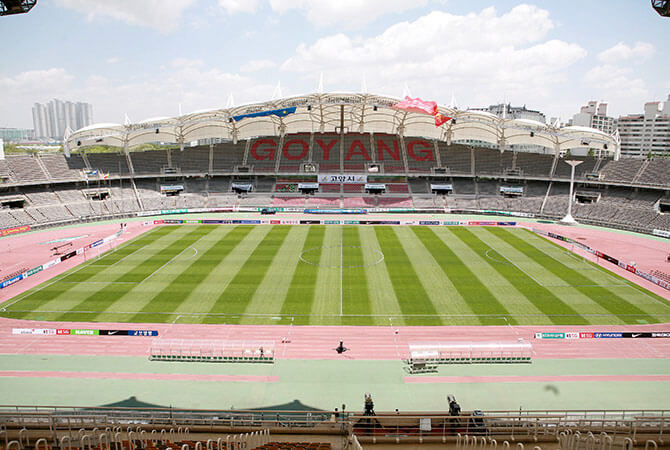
[1,225,30,237]
[535,331,670,339]
[14,328,159,336]
[0,274,23,289]
[653,229,670,239]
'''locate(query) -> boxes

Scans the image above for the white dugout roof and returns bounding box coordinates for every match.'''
[65,93,619,158]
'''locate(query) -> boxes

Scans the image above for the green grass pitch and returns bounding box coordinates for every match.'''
[2,225,669,326]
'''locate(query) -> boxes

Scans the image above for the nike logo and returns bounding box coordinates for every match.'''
[632,333,641,338]
[108,330,118,335]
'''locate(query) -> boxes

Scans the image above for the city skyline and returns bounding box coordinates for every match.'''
[32,98,93,139]
[0,1,668,129]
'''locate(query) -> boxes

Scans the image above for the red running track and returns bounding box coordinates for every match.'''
[1,318,669,360]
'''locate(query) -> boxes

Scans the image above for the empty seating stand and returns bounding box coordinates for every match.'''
[373,133,405,173]
[39,153,86,180]
[5,154,49,183]
[405,138,437,173]
[131,149,169,174]
[173,146,210,174]
[279,133,311,172]
[312,133,341,172]
[248,137,279,172]
[515,152,554,177]
[439,143,472,174]
[342,133,372,172]
[212,141,247,173]
[86,152,129,175]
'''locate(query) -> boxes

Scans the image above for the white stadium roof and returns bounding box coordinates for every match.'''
[65,93,619,158]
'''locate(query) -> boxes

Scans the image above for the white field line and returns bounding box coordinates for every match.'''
[340,226,343,317]
[139,234,209,285]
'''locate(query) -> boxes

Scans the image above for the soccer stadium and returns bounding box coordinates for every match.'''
[1,91,669,448]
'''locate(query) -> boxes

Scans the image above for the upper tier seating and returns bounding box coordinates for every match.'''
[405,138,437,173]
[131,149,169,174]
[5,154,49,183]
[342,133,372,172]
[173,146,210,174]
[439,143,471,174]
[553,156,598,179]
[87,152,129,175]
[212,141,246,172]
[515,152,553,177]
[637,159,670,187]
[248,137,279,172]
[598,158,644,183]
[474,148,502,175]
[312,133,341,172]
[374,133,405,173]
[279,133,312,172]
[39,153,86,180]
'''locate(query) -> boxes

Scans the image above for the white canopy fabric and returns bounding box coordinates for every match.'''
[65,93,619,158]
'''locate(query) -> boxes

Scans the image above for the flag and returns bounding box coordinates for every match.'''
[102,172,109,179]
[435,113,452,127]
[391,96,438,116]
[232,106,297,122]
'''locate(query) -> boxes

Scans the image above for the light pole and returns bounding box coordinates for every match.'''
[561,160,582,225]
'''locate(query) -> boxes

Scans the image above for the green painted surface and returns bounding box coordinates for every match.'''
[0,355,669,411]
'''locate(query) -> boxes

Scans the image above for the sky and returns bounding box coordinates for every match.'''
[1,0,669,129]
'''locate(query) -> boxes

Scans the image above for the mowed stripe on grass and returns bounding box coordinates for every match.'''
[279,226,325,325]
[412,226,514,325]
[129,226,251,323]
[375,226,441,325]
[342,226,372,325]
[59,226,213,322]
[455,227,588,325]
[207,226,291,323]
[490,227,659,324]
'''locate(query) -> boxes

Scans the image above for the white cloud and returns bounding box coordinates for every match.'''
[281,5,584,107]
[585,64,648,107]
[598,42,654,63]
[0,68,74,99]
[106,57,120,64]
[170,58,205,68]
[218,0,261,14]
[0,65,275,128]
[54,0,197,32]
[240,59,277,73]
[268,0,428,27]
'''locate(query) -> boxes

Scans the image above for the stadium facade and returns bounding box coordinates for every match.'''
[0,93,669,239]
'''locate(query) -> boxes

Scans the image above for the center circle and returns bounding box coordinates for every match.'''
[299,245,385,268]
